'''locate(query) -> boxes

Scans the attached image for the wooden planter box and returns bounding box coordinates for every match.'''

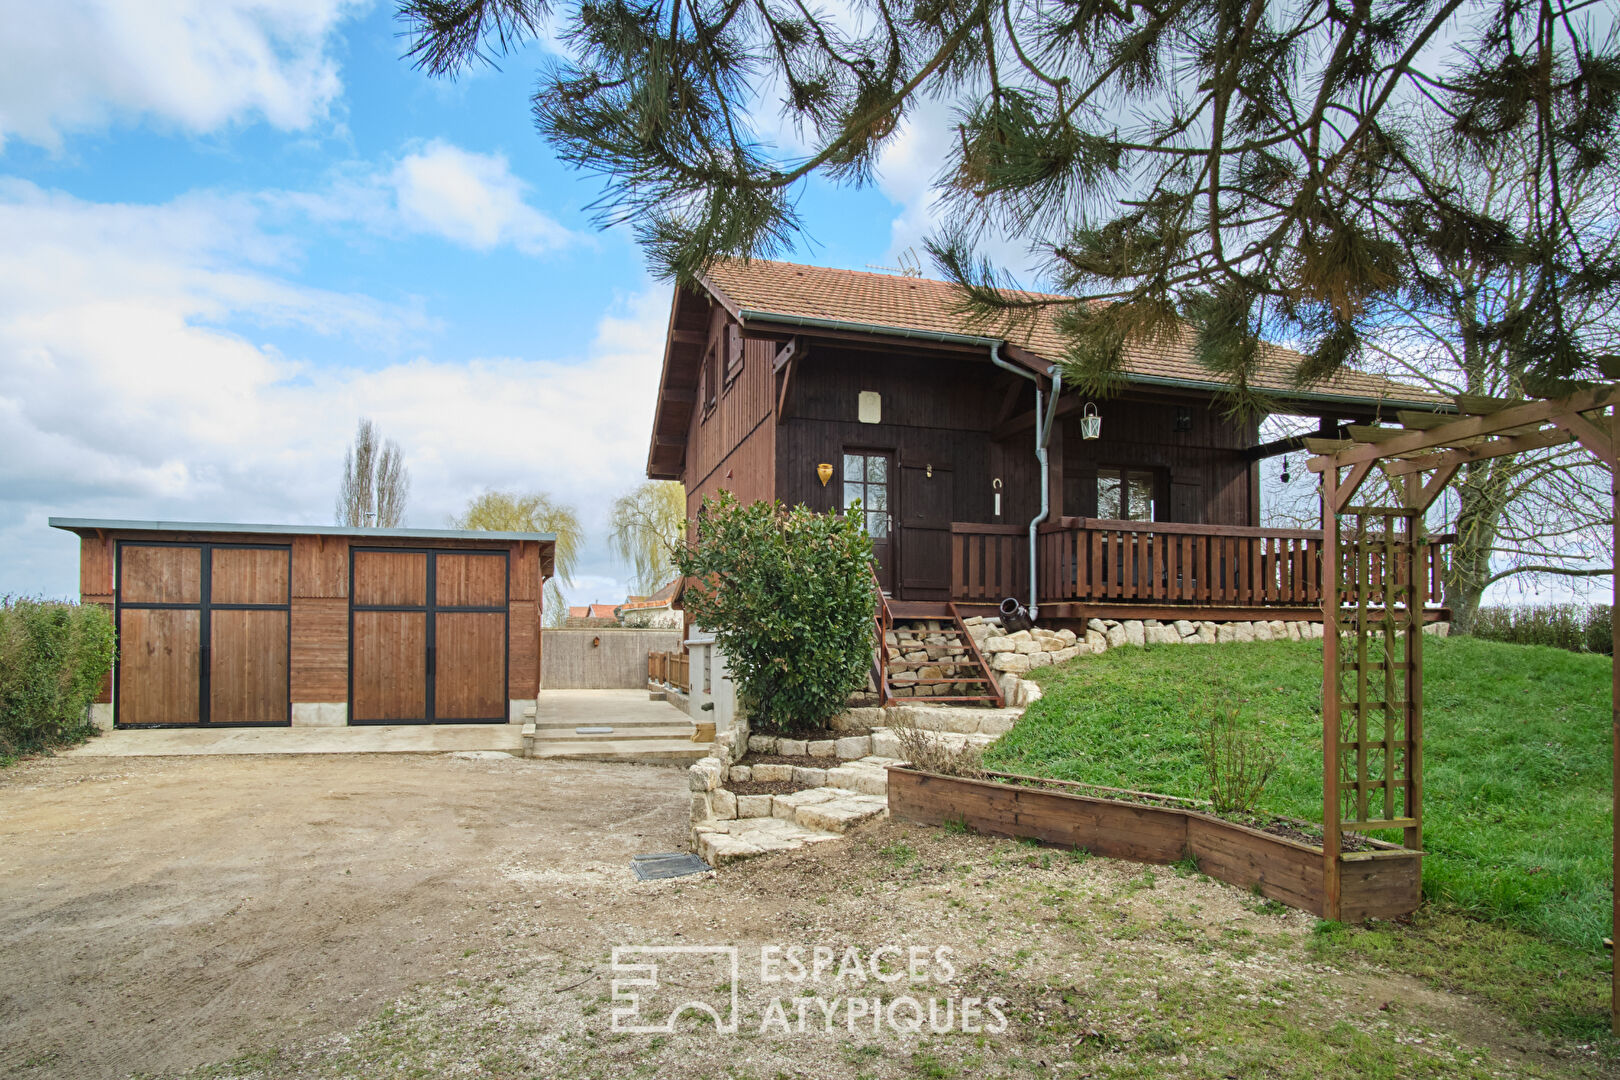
[887,767,1422,921]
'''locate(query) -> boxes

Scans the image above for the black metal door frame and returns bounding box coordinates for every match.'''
[347,547,510,725]
[113,540,293,729]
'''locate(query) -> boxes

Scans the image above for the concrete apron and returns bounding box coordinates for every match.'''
[66,724,524,758]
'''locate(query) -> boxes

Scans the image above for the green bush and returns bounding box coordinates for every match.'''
[674,492,876,734]
[1470,603,1612,655]
[0,597,117,760]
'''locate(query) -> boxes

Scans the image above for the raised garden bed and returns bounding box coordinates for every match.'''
[886,766,1422,922]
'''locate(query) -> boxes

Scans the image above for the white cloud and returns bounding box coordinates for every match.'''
[0,180,667,605]
[285,139,584,254]
[0,0,362,151]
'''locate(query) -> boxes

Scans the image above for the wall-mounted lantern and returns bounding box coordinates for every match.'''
[1080,402,1102,440]
[817,462,834,486]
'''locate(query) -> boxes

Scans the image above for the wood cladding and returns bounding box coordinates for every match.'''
[434,613,506,719]
[351,611,427,721]
[435,552,506,607]
[210,547,290,605]
[210,609,290,724]
[118,609,200,726]
[508,599,540,698]
[80,536,113,597]
[120,546,201,604]
[77,529,547,726]
[290,597,347,701]
[292,535,347,598]
[353,551,427,606]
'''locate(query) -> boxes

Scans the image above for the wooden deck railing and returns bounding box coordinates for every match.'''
[648,650,690,692]
[952,518,1444,609]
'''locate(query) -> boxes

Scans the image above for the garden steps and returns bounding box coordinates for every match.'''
[524,724,711,764]
[874,596,1004,707]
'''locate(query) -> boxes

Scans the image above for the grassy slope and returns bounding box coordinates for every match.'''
[986,636,1612,952]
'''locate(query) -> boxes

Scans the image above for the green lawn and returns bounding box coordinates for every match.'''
[987,636,1613,953]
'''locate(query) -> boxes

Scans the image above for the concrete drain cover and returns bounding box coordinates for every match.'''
[631,853,712,880]
[576,726,614,734]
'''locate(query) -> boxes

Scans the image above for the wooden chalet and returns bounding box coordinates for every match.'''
[645,259,1444,705]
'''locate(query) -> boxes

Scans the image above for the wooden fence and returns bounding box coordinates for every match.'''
[952,518,1444,609]
[648,649,690,693]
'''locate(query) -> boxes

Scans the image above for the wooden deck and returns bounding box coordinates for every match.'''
[952,517,1445,617]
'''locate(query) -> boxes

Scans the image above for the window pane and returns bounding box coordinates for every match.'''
[843,486,864,509]
[1129,471,1156,521]
[1097,472,1122,519]
[844,455,864,481]
[866,457,887,483]
[867,510,889,538]
[866,487,887,511]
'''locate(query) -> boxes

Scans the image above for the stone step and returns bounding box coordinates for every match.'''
[771,787,889,833]
[531,723,696,742]
[529,737,712,764]
[694,816,844,866]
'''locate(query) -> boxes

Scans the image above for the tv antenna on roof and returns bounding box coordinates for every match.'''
[866,248,925,278]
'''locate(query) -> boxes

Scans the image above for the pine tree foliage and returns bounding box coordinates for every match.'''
[400,0,1619,409]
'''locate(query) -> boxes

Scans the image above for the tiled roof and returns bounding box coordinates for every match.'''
[700,258,1438,406]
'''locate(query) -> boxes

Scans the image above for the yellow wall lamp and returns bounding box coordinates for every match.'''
[817,462,834,486]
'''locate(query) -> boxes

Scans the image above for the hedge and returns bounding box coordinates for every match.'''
[1470,603,1612,655]
[0,598,117,760]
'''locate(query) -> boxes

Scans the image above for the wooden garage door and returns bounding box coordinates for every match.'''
[350,549,507,724]
[115,543,290,727]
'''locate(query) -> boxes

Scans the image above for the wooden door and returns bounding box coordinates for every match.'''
[350,549,507,724]
[843,451,894,592]
[115,542,289,727]
[208,547,290,724]
[433,553,507,720]
[898,462,956,599]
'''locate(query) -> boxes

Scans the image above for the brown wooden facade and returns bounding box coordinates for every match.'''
[648,265,1441,613]
[53,520,553,729]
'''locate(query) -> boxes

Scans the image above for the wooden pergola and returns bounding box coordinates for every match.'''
[1305,384,1619,1031]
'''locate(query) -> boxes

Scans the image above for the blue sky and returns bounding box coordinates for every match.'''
[0,1,922,608]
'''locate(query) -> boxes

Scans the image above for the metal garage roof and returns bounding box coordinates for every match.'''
[48,518,557,544]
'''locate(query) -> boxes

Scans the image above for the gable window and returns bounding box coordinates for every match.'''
[1097,468,1158,521]
[701,343,718,418]
[723,324,744,386]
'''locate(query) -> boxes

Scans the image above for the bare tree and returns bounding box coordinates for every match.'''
[1357,138,1618,632]
[336,419,411,528]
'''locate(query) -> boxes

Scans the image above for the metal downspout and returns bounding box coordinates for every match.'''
[989,345,1062,620]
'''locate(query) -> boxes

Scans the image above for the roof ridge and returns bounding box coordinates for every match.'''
[713,256,1072,303]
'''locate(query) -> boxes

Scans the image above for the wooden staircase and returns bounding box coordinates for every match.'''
[871,572,1004,707]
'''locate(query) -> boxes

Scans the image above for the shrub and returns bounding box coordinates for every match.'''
[674,492,876,734]
[1470,604,1612,655]
[890,715,988,778]
[0,597,117,760]
[1201,705,1278,814]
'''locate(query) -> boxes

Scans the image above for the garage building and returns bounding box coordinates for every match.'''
[50,519,555,729]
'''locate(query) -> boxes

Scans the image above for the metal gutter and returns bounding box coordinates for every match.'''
[48,517,557,544]
[989,344,1060,620]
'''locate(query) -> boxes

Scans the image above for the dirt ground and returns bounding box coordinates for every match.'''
[0,753,1611,1080]
[0,752,688,1079]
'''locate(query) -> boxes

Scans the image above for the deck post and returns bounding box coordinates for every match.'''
[1320,464,1342,921]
